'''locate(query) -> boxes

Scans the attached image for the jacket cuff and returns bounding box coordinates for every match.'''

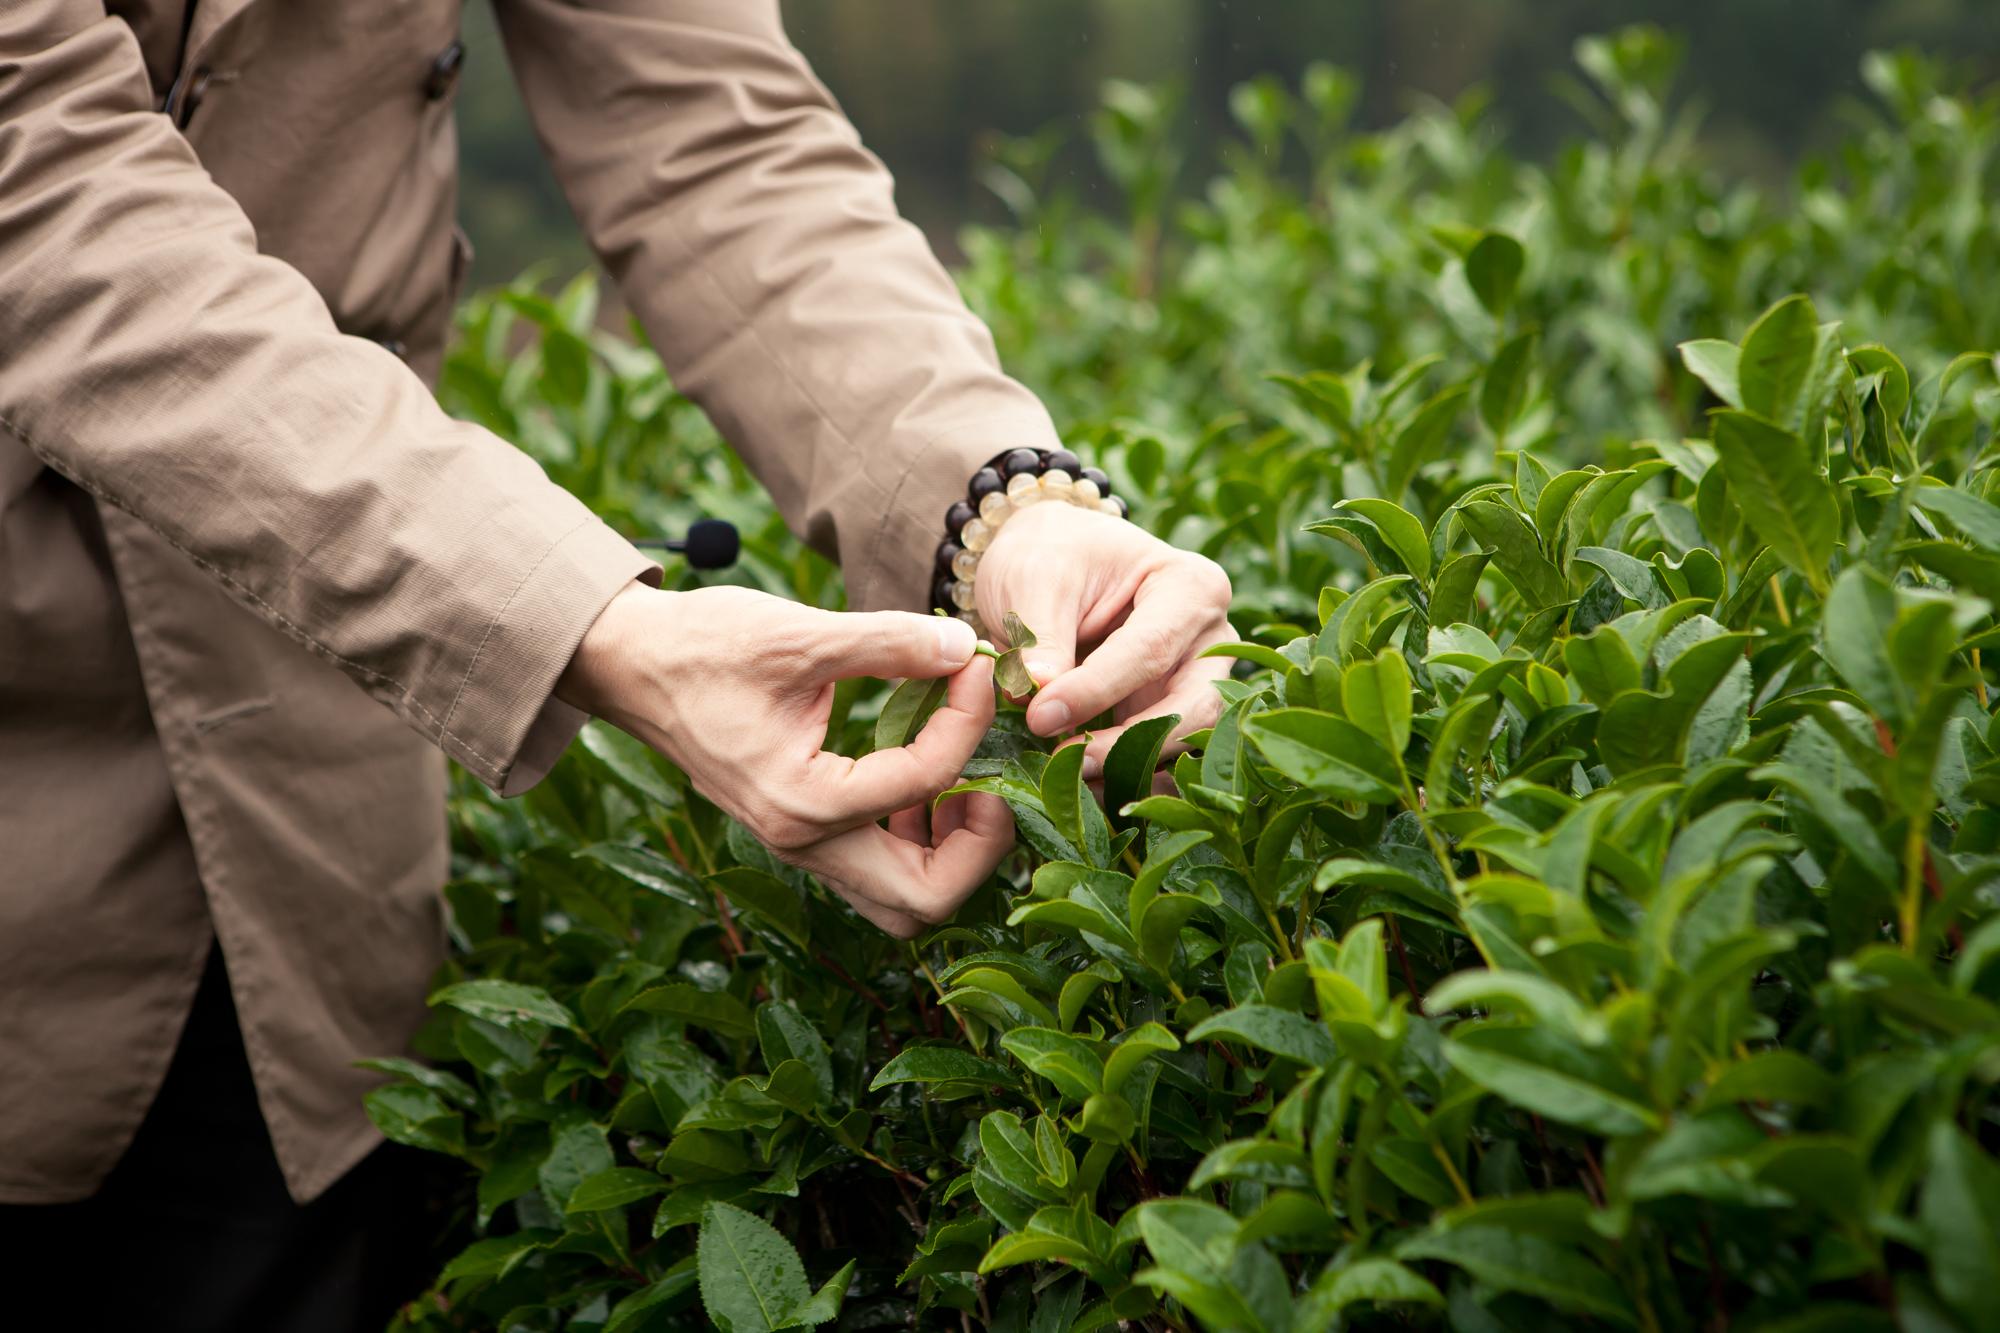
[851,414,1065,613]
[434,517,660,796]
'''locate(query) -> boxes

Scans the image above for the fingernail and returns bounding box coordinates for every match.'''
[1024,654,1062,685]
[1032,697,1073,735]
[936,616,976,666]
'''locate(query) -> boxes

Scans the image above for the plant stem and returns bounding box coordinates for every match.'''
[1900,816,1927,953]
[1386,1078,1474,1207]
[1386,916,1424,1015]
[1767,574,1791,626]
[911,947,973,1041]
[1263,907,1297,962]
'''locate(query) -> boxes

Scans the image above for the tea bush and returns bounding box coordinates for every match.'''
[379,31,2000,1333]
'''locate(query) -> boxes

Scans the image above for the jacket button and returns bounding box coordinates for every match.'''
[424,40,464,101]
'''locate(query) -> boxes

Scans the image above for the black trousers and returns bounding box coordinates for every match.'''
[0,944,445,1332]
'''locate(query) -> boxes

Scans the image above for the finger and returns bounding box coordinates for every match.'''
[840,888,930,940]
[992,572,1088,696]
[888,803,929,846]
[1027,591,1213,737]
[806,799,1013,931]
[806,655,996,826]
[809,608,977,682]
[1076,667,1229,779]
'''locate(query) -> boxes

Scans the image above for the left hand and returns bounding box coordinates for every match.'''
[974,498,1235,781]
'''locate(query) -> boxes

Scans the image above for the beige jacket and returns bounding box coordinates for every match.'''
[0,0,1059,1203]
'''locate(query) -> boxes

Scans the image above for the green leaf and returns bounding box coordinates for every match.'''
[1101,713,1179,834]
[363,1084,465,1156]
[1000,1026,1105,1101]
[1342,648,1414,760]
[1736,294,1820,426]
[1458,500,1567,608]
[1303,1257,1444,1316]
[429,979,581,1034]
[567,1166,668,1213]
[1709,409,1837,591]
[757,1002,835,1107]
[1385,383,1472,499]
[707,867,809,950]
[1563,625,1641,706]
[1188,1003,1339,1067]
[623,984,758,1039]
[1443,1023,1659,1135]
[1430,549,1492,626]
[1480,329,1540,438]
[786,1260,856,1328]
[439,1232,551,1283]
[1679,338,1743,408]
[1244,709,1402,802]
[1465,232,1525,316]
[869,1044,1017,1091]
[1920,1121,2000,1324]
[1914,486,2000,553]
[875,675,947,750]
[540,1115,615,1211]
[1043,740,1113,867]
[1103,1022,1181,1094]
[1132,1200,1288,1333]
[1397,1226,1635,1326]
[1335,498,1433,581]
[698,1201,813,1332]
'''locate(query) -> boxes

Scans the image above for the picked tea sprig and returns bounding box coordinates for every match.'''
[990,611,1040,698]
[935,608,1040,697]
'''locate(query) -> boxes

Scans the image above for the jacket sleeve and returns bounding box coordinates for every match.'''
[492,0,1063,613]
[0,2,657,796]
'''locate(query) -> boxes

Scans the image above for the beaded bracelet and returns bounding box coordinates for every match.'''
[931,447,1128,639]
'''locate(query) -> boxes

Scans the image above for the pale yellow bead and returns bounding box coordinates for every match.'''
[1005,470,1042,503]
[1096,497,1123,516]
[961,517,992,552]
[951,548,980,582]
[1038,468,1074,502]
[1072,477,1102,505]
[950,579,977,610]
[978,491,1013,526]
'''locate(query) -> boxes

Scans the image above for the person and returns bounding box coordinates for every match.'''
[0,1,1233,1326]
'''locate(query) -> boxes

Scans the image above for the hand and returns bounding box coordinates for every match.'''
[557,584,1013,938]
[975,499,1234,782]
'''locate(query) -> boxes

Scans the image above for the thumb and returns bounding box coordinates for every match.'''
[812,609,978,681]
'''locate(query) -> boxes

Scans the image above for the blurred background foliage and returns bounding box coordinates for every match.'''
[456,0,1999,286]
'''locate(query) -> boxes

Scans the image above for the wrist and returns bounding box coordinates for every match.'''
[555,580,673,719]
[932,446,1127,637]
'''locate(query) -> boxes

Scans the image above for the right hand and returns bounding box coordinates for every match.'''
[556,583,1013,937]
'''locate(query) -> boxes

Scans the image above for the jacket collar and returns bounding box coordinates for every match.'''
[186,0,261,67]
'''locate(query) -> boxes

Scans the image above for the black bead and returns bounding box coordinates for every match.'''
[931,576,955,611]
[1047,448,1082,476]
[935,540,962,575]
[1081,466,1111,494]
[967,467,1005,503]
[1000,447,1043,478]
[945,500,975,536]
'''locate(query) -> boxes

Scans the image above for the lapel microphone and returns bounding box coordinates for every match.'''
[633,518,740,569]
